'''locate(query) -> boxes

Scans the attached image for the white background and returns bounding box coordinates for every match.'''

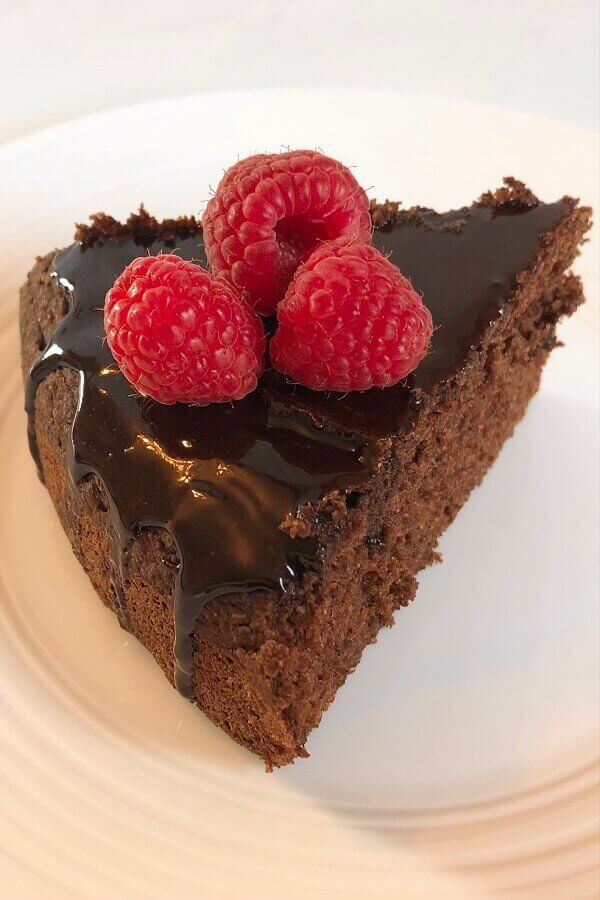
[1,0,598,147]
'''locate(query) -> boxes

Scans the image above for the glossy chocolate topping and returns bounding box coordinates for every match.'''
[26,196,570,697]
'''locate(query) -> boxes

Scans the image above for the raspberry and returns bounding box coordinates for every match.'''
[270,239,433,392]
[202,150,371,314]
[104,254,266,405]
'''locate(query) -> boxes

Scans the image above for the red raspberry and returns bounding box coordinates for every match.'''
[202,150,371,315]
[270,239,433,392]
[104,254,266,405]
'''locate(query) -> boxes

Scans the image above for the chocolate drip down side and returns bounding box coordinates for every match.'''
[25,197,571,698]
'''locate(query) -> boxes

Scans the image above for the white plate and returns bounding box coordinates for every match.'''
[0,90,598,899]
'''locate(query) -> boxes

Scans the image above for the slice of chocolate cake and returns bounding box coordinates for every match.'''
[19,180,591,767]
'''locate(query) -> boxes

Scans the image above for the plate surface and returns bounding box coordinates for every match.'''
[0,90,598,899]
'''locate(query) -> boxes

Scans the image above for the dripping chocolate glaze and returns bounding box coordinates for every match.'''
[26,197,570,697]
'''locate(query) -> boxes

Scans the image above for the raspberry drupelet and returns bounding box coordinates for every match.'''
[202,150,371,314]
[104,254,266,405]
[270,238,433,392]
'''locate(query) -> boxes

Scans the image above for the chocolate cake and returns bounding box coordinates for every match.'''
[20,179,591,767]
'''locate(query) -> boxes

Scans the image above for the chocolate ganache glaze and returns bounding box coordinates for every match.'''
[26,196,570,697]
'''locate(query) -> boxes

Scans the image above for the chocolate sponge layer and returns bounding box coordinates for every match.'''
[20,196,589,767]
